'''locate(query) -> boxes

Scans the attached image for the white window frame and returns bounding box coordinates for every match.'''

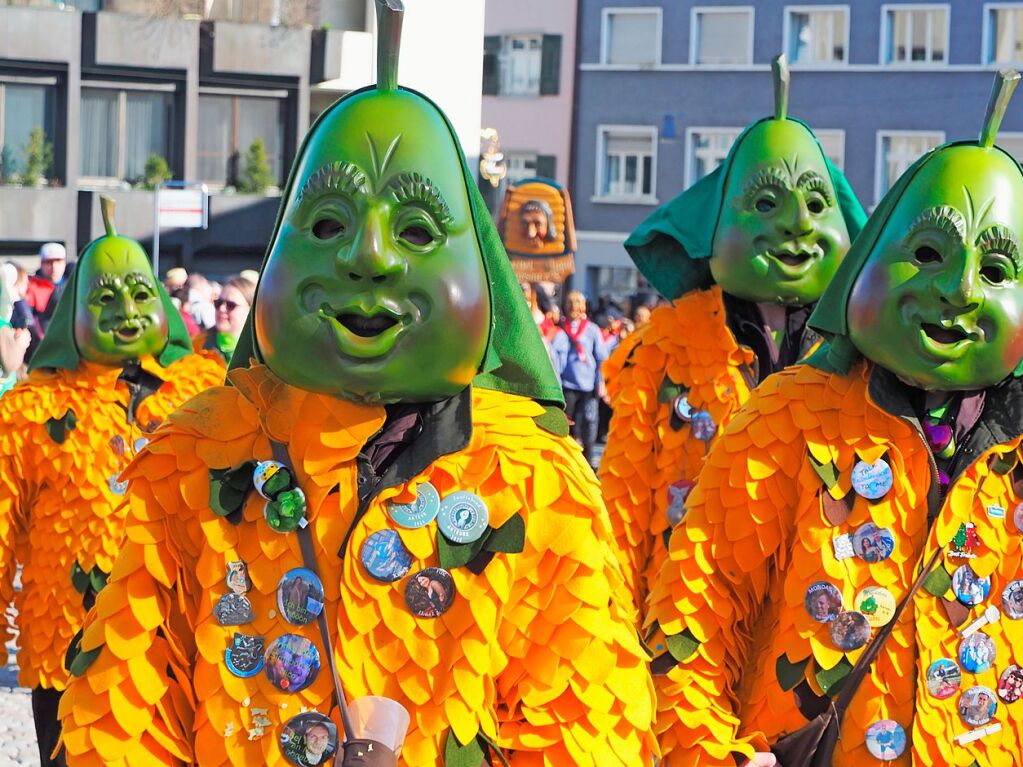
[593,124,658,204]
[683,126,742,187]
[690,6,755,66]
[600,7,663,67]
[505,150,540,183]
[499,33,544,96]
[879,4,951,67]
[874,129,946,203]
[983,3,1023,65]
[783,5,851,67]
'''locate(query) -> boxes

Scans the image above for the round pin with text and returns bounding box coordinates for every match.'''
[855,586,896,628]
[959,686,998,727]
[387,482,441,529]
[851,459,893,500]
[437,492,489,544]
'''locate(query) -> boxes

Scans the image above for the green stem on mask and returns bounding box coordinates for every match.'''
[99,195,118,237]
[771,54,789,122]
[375,0,404,92]
[980,69,1021,148]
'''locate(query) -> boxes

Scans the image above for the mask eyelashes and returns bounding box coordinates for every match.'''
[388,172,455,230]
[742,167,790,210]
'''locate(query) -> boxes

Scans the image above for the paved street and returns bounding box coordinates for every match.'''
[0,637,39,767]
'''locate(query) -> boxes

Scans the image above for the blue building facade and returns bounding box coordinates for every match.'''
[571,0,1023,300]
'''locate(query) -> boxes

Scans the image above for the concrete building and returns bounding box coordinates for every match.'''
[571,0,1023,300]
[0,0,483,276]
[480,0,577,200]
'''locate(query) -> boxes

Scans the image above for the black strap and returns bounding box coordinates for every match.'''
[832,546,943,717]
[270,440,355,745]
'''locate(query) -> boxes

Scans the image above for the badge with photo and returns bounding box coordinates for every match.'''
[279,712,339,767]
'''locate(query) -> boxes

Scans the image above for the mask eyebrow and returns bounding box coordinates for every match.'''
[796,170,828,189]
[124,271,155,287]
[906,205,967,244]
[88,274,119,291]
[297,161,369,204]
[384,171,455,229]
[741,166,791,207]
[977,224,1023,270]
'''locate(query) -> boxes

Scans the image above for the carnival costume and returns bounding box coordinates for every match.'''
[601,58,866,606]
[0,199,223,765]
[647,71,1023,766]
[58,4,655,766]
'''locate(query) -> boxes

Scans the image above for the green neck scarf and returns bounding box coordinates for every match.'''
[28,257,193,372]
[230,85,564,408]
[623,117,866,300]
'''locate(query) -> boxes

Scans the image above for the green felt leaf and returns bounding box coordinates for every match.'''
[46,409,77,444]
[991,453,1018,475]
[225,461,258,490]
[69,645,102,677]
[807,453,839,489]
[438,532,488,570]
[659,377,686,404]
[444,730,486,767]
[533,406,569,437]
[815,657,854,694]
[485,514,525,554]
[476,731,510,767]
[665,629,700,662]
[89,567,109,594]
[209,474,247,517]
[776,655,810,692]
[70,561,90,594]
[924,566,953,598]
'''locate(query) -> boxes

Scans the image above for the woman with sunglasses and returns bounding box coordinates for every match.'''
[194,274,255,364]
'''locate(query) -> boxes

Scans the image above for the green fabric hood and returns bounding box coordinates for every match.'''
[29,245,193,372]
[230,85,565,408]
[623,117,867,300]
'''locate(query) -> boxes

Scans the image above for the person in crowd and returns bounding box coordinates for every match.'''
[600,55,866,607]
[647,70,1023,767]
[551,290,608,468]
[58,5,655,765]
[632,303,652,329]
[186,272,216,330]
[519,281,546,326]
[193,275,256,364]
[0,264,30,396]
[0,198,223,766]
[169,287,201,337]
[164,267,188,293]
[25,242,68,339]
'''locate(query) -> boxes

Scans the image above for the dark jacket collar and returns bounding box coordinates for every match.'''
[721,293,818,383]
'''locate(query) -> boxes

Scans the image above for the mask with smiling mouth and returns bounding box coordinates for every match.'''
[624,55,866,304]
[235,0,562,407]
[812,70,1023,392]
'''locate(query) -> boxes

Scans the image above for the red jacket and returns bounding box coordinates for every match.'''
[24,275,55,315]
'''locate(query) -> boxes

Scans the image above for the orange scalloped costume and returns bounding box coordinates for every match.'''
[58,365,656,766]
[600,287,757,607]
[0,353,224,691]
[647,359,1023,766]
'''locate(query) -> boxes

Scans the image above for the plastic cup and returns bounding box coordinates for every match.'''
[347,696,410,756]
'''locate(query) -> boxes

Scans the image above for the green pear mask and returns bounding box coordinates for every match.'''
[73,203,169,366]
[254,88,491,404]
[709,119,851,306]
[847,146,1023,391]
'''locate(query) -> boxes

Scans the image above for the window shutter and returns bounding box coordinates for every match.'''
[539,34,562,95]
[536,154,557,179]
[483,35,502,95]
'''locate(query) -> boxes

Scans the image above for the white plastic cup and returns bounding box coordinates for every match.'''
[347,696,411,756]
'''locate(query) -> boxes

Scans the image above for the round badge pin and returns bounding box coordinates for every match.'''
[852,522,896,564]
[387,482,441,529]
[804,581,843,623]
[959,686,998,727]
[276,568,325,626]
[864,719,906,761]
[279,711,339,767]
[690,411,717,442]
[926,658,962,700]
[264,634,321,693]
[437,492,490,544]
[359,529,414,583]
[959,632,997,674]
[830,611,871,651]
[952,563,992,607]
[851,459,893,500]
[133,437,149,454]
[214,593,255,626]
[1003,580,1023,620]
[405,567,455,618]
[253,460,293,500]
[998,664,1023,704]
[855,586,897,628]
[666,480,694,526]
[108,475,128,496]
[672,394,694,423]
[225,632,265,678]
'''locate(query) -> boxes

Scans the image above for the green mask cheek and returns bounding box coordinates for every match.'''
[73,242,169,366]
[847,148,1023,391]
[708,121,851,306]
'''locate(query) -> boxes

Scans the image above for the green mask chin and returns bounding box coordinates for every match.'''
[254,89,491,404]
[847,146,1023,391]
[73,237,169,366]
[709,120,851,306]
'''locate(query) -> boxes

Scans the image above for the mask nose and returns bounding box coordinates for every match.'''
[343,207,405,284]
[936,250,981,312]
[779,194,814,238]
